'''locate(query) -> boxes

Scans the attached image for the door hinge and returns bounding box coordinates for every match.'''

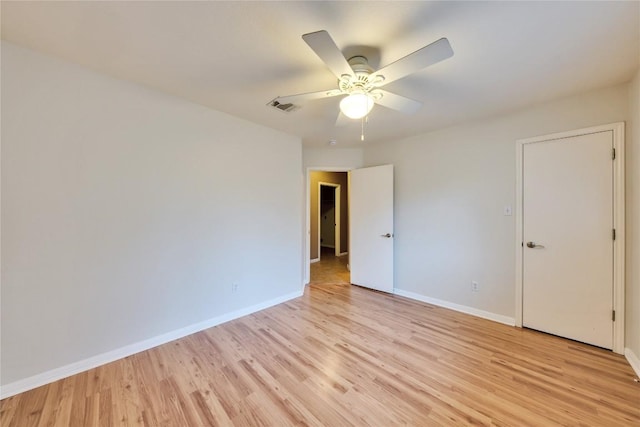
[612,310,616,322]
[612,148,616,160]
[612,229,616,240]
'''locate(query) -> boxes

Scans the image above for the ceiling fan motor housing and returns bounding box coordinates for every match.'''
[339,56,384,99]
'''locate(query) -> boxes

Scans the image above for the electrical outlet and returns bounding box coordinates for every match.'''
[471,281,479,292]
[232,283,239,293]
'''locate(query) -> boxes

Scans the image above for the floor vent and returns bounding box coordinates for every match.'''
[268,99,300,113]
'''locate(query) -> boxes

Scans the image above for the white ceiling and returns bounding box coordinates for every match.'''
[2,1,639,147]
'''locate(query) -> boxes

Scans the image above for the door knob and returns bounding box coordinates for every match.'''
[526,241,544,248]
[381,233,393,238]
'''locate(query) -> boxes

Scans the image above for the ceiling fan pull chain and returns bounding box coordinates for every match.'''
[361,117,365,141]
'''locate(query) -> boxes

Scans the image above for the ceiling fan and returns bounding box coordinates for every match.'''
[270,30,454,122]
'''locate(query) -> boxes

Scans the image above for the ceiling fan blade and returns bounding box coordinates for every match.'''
[370,38,453,86]
[302,30,355,79]
[272,89,342,105]
[372,90,422,114]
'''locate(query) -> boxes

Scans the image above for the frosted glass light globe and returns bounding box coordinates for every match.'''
[340,92,374,119]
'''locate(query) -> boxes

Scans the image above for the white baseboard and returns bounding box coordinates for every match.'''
[625,347,640,378]
[0,290,303,400]
[394,288,516,326]
[310,258,320,264]
[320,244,335,249]
[337,252,348,257]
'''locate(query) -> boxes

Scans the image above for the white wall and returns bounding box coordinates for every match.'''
[627,68,640,367]
[364,84,630,321]
[303,147,363,170]
[1,42,302,389]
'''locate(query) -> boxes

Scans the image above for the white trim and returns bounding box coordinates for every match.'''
[305,167,354,286]
[624,348,640,378]
[395,289,516,326]
[612,123,625,354]
[310,258,320,264]
[0,290,303,399]
[515,136,524,327]
[515,122,625,354]
[337,252,348,257]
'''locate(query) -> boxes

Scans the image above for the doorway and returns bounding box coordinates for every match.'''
[305,166,395,291]
[307,170,350,285]
[515,122,625,353]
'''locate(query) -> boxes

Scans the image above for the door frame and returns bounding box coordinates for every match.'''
[305,167,355,286]
[318,182,341,257]
[514,122,625,354]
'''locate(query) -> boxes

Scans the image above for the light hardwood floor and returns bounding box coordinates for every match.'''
[1,282,639,426]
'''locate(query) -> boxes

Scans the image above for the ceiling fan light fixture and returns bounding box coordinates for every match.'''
[340,92,374,119]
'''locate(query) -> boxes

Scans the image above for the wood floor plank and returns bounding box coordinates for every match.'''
[2,283,639,426]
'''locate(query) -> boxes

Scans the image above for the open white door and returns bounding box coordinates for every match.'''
[349,165,394,293]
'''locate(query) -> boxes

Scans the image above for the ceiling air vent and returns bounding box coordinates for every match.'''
[268,99,300,113]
